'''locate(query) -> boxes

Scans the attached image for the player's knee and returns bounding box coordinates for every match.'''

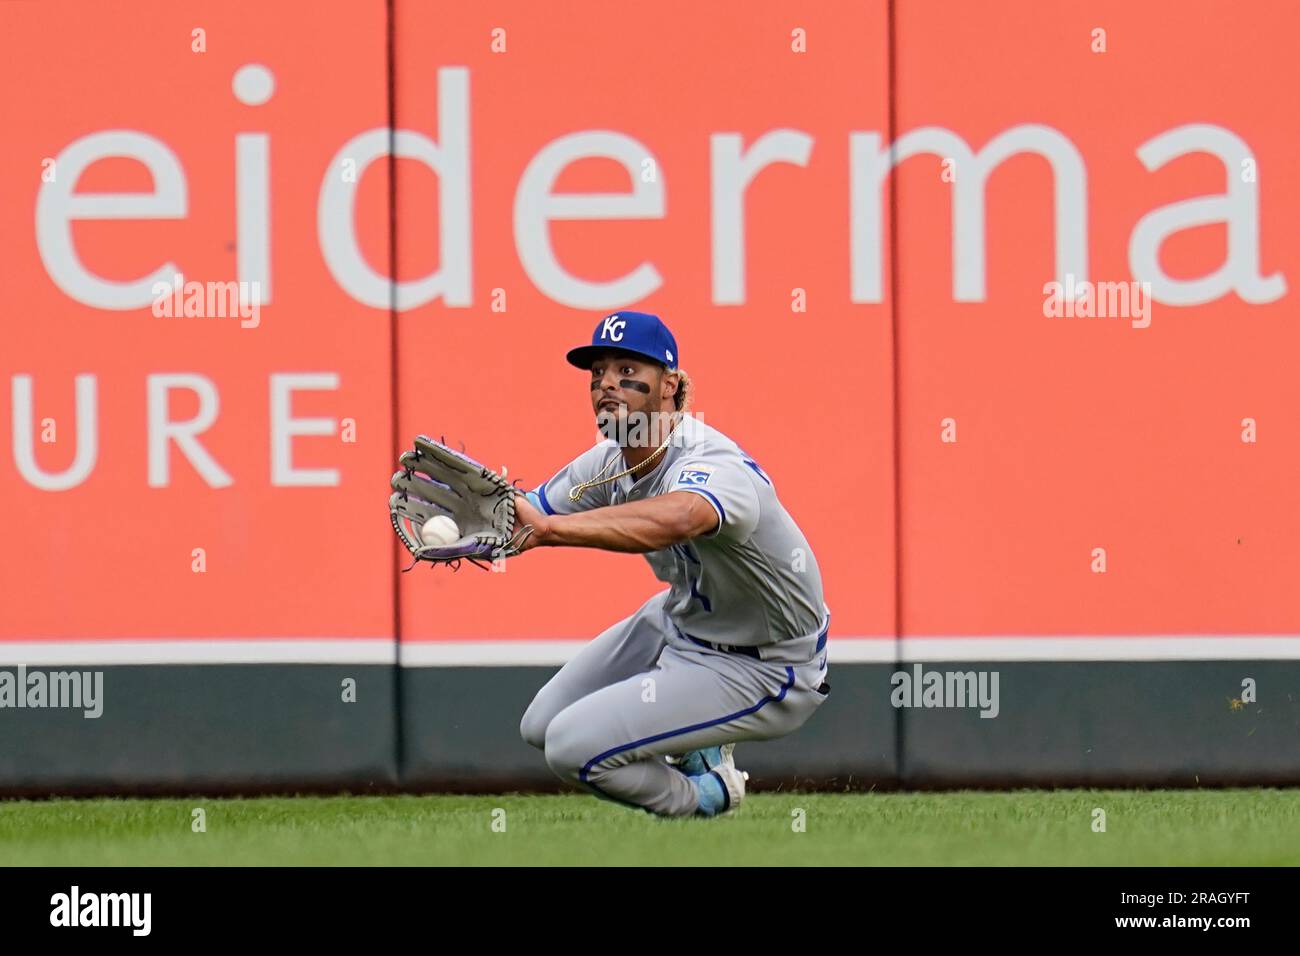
[519,698,548,751]
[542,710,591,782]
[543,736,583,783]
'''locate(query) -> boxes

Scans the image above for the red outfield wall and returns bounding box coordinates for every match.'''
[2,0,1299,790]
[1,0,896,655]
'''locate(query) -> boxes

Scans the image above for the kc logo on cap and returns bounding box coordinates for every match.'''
[567,310,680,371]
[601,315,626,341]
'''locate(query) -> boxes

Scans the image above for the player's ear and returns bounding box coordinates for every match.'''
[662,369,680,401]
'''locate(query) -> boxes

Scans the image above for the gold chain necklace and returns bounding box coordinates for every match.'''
[568,413,683,503]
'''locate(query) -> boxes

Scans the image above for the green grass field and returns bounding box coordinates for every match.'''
[2,789,1297,866]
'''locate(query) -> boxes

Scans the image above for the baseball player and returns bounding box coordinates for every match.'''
[510,310,831,817]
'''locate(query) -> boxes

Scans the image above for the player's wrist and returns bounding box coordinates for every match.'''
[532,513,558,547]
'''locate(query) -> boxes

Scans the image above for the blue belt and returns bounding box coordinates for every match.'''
[685,634,763,659]
[680,621,829,660]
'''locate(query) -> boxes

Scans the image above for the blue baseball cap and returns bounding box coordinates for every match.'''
[565,311,679,370]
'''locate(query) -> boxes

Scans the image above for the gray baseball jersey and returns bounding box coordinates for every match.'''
[533,414,829,652]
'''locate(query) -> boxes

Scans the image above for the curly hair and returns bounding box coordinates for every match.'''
[671,368,692,412]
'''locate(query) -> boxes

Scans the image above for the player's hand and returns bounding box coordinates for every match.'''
[512,491,552,553]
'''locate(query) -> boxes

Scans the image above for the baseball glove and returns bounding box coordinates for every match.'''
[388,435,534,569]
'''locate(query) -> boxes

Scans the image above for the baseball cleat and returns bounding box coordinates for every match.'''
[686,744,750,816]
[668,743,735,777]
[716,743,737,771]
[709,761,749,814]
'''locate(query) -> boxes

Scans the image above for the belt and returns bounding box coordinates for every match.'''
[685,635,763,659]
[679,622,829,661]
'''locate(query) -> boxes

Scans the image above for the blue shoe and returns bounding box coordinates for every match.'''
[668,744,736,777]
[668,746,719,776]
[692,755,749,817]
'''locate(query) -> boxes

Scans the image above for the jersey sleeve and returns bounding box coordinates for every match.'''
[668,457,761,542]
[531,443,618,515]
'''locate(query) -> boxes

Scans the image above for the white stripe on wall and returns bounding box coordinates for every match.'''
[401,641,598,667]
[0,640,396,666]
[895,636,1300,662]
[3,636,1300,666]
[403,636,1300,665]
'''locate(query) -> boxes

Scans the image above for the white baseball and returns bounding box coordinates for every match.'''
[419,515,460,547]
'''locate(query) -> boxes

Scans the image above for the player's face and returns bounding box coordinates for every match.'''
[589,352,665,444]
[589,353,659,415]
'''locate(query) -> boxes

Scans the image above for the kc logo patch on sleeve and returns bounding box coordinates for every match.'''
[676,468,712,486]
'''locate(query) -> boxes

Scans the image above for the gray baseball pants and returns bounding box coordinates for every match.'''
[520,591,830,816]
